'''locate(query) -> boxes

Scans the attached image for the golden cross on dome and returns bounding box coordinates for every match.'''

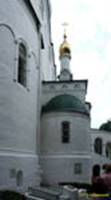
[62,22,69,39]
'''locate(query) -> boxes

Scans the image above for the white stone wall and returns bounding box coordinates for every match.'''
[0,0,43,191]
[91,129,111,167]
[40,156,91,184]
[41,113,91,154]
[40,112,92,184]
[30,0,43,22]
[0,153,41,192]
[91,129,111,148]
[40,0,56,81]
[42,81,87,106]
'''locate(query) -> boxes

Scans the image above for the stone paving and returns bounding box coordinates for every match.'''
[26,185,90,200]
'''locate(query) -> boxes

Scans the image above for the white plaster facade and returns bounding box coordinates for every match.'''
[40,78,111,185]
[91,129,111,166]
[0,0,54,192]
[40,14,111,186]
[0,0,111,193]
[42,80,88,105]
[41,112,92,184]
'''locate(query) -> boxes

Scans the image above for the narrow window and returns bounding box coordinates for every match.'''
[41,34,44,49]
[18,43,27,87]
[62,121,70,143]
[105,142,111,159]
[92,165,100,178]
[74,163,82,174]
[16,170,23,186]
[94,137,102,155]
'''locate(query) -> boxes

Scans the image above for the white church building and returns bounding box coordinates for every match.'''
[0,0,111,192]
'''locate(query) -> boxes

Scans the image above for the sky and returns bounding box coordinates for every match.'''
[50,0,111,128]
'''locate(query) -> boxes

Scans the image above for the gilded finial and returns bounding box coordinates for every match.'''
[62,22,69,40]
[59,22,71,59]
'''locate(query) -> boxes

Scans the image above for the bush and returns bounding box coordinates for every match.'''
[0,190,26,200]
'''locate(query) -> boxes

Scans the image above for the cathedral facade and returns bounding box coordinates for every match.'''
[0,0,111,192]
[0,0,55,191]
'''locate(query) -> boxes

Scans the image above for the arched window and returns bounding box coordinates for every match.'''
[105,142,111,159]
[61,121,70,143]
[16,170,23,187]
[94,137,102,155]
[18,43,27,87]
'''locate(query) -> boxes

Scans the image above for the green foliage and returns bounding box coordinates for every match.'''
[0,190,26,200]
[99,120,111,132]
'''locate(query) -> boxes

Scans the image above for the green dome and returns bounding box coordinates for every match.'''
[42,94,89,116]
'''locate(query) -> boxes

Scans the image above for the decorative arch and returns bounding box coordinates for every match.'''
[0,23,16,40]
[94,137,103,155]
[17,37,29,52]
[0,23,16,76]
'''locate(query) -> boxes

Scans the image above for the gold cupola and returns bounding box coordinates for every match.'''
[59,32,71,59]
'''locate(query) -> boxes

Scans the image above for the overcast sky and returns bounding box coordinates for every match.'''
[50,0,111,128]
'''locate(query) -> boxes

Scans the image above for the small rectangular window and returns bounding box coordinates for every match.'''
[62,121,70,143]
[74,163,82,174]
